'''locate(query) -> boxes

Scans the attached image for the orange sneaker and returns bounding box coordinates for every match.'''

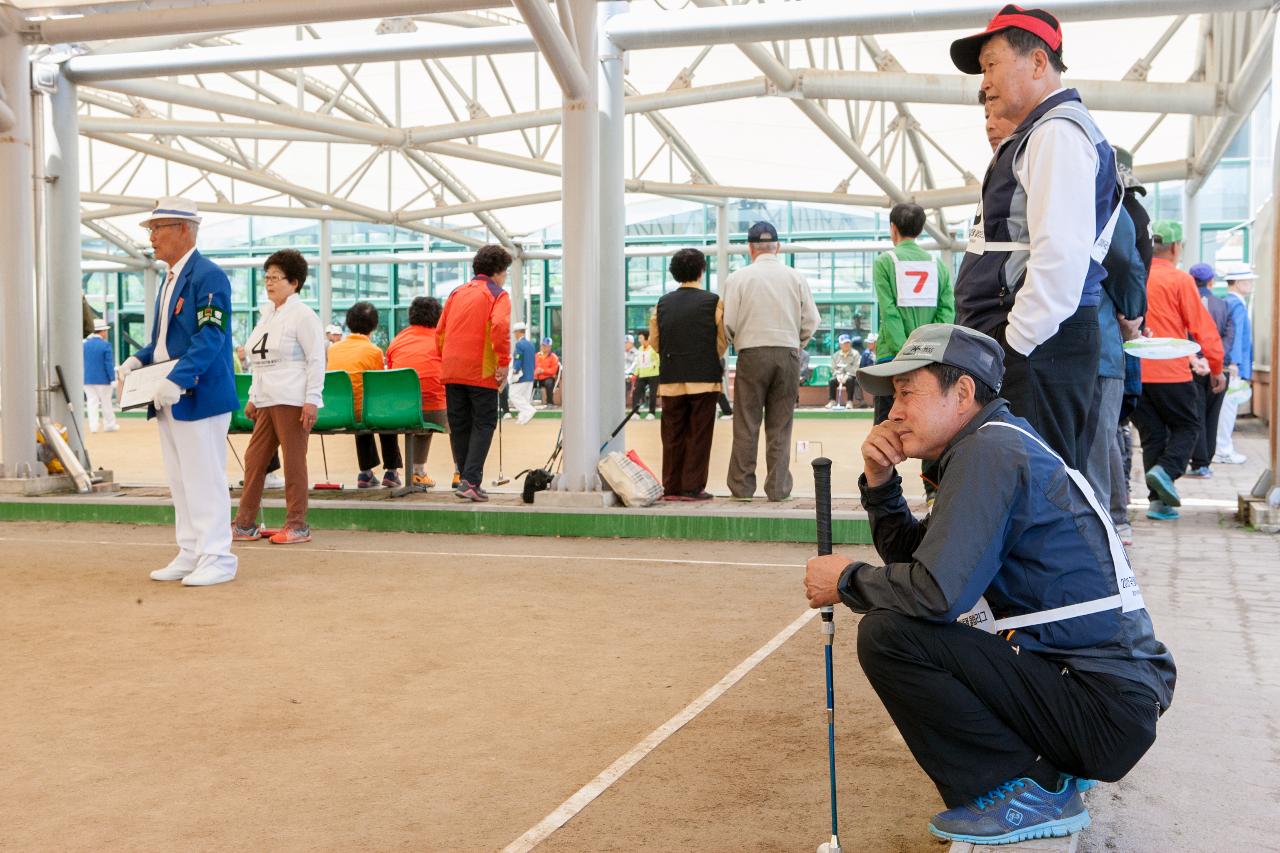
[413,472,435,489]
[269,526,311,545]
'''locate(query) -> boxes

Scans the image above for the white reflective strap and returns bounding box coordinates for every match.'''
[1090,195,1124,264]
[993,594,1122,632]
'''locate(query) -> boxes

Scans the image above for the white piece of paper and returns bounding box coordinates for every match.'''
[894,259,938,308]
[120,359,178,410]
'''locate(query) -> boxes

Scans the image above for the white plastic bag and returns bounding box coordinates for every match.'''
[597,451,663,507]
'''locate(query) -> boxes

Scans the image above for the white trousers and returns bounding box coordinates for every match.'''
[84,385,117,431]
[1215,386,1253,457]
[157,409,237,576]
[510,381,536,424]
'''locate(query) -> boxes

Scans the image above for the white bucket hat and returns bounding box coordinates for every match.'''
[140,196,202,228]
[1220,261,1258,282]
[92,318,110,332]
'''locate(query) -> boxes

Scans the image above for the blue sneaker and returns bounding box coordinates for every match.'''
[1184,465,1213,479]
[357,470,377,489]
[1075,778,1098,794]
[928,777,1090,845]
[1146,500,1180,521]
[1145,465,1181,507]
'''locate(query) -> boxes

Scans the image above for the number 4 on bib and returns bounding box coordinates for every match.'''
[894,259,938,308]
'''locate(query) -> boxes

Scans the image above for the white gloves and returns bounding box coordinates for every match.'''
[117,356,143,380]
[152,378,183,408]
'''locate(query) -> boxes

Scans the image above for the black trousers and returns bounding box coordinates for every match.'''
[828,376,853,402]
[1191,375,1226,469]
[355,432,403,472]
[1131,381,1200,498]
[633,376,659,414]
[659,392,718,496]
[445,383,499,486]
[857,610,1160,808]
[873,392,893,425]
[997,305,1099,473]
[537,377,556,405]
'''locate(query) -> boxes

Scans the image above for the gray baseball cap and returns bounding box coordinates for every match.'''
[857,324,1004,397]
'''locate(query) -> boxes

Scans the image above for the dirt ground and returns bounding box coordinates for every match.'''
[62,412,924,500]
[0,522,948,853]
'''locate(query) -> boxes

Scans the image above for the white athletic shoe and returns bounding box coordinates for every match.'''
[1213,451,1247,465]
[103,424,120,432]
[517,414,534,425]
[263,471,286,489]
[644,413,656,420]
[825,400,837,409]
[503,412,513,419]
[150,560,196,582]
[182,563,237,587]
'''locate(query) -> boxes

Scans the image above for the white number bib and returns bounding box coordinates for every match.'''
[894,260,938,308]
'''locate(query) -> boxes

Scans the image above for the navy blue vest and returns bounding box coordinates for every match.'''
[956,89,1119,337]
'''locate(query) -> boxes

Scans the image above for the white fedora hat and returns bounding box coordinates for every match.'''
[140,196,202,228]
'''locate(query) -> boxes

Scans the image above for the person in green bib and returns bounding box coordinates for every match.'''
[633,330,661,419]
[872,202,956,423]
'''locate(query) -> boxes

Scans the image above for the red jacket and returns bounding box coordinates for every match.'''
[386,325,446,411]
[1141,258,1224,384]
[437,276,511,389]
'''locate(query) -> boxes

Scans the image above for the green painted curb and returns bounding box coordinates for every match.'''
[0,500,870,545]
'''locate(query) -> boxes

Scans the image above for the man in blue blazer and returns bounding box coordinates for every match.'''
[118,197,240,587]
[83,318,119,432]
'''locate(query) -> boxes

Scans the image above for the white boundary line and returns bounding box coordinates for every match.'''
[0,536,803,570]
[501,608,819,853]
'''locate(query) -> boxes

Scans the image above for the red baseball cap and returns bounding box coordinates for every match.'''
[950,5,1063,75]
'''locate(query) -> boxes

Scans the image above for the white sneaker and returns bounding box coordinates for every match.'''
[1213,451,1247,465]
[103,424,120,432]
[182,563,237,587]
[644,413,656,420]
[825,401,837,409]
[263,471,286,489]
[517,414,534,425]
[503,412,513,419]
[150,560,196,582]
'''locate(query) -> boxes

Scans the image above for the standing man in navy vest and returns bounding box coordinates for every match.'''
[118,198,240,587]
[950,5,1121,472]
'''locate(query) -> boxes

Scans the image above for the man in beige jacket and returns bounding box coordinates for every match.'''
[722,221,820,501]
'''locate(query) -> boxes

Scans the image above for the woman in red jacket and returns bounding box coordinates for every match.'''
[386,296,446,490]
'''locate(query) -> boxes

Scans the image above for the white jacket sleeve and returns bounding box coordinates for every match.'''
[722,275,739,344]
[298,309,327,409]
[1005,118,1099,356]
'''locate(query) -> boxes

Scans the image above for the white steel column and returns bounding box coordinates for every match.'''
[715,201,729,290]
[1183,184,1201,266]
[509,251,525,325]
[0,28,39,475]
[599,1,628,447]
[559,0,602,490]
[319,219,332,327]
[46,66,87,464]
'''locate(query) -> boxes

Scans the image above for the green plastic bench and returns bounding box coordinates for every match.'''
[230,373,254,433]
[313,370,357,432]
[361,369,446,496]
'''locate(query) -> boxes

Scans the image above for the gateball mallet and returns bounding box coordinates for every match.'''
[493,387,510,486]
[812,457,842,853]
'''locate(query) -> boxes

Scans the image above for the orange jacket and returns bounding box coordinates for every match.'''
[535,350,560,381]
[1141,258,1224,384]
[325,333,384,419]
[437,276,511,389]
[386,325,446,411]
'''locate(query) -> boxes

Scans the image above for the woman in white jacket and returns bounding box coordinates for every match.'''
[232,249,326,545]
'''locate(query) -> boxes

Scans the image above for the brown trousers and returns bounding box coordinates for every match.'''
[235,404,310,530]
[728,346,799,501]
[659,392,718,496]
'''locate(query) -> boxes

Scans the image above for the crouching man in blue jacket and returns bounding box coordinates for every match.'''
[118,198,240,587]
[804,323,1174,846]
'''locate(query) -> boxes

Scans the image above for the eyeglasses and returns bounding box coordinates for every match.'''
[263,274,290,283]
[145,222,186,234]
